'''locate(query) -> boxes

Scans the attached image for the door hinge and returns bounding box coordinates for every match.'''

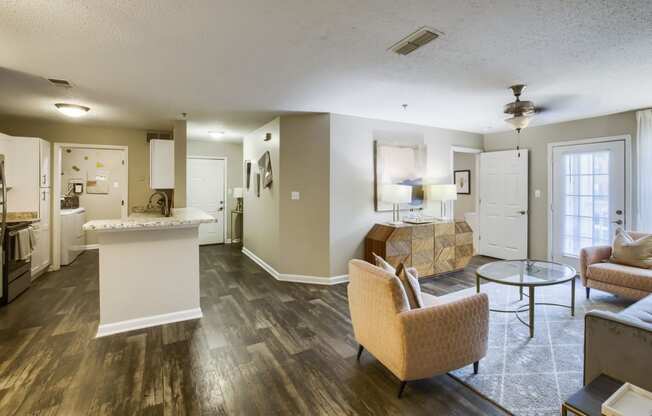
[122,160,125,165]
[121,200,124,206]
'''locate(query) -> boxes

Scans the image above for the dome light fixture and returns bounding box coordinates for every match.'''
[55,103,90,118]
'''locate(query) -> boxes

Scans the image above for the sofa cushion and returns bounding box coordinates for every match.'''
[610,228,652,269]
[588,262,652,292]
[620,294,652,328]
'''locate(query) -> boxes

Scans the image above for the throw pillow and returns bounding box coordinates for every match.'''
[610,228,652,269]
[371,253,423,309]
[372,252,396,273]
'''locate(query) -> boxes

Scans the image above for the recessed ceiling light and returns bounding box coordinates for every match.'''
[55,103,90,118]
[209,131,225,139]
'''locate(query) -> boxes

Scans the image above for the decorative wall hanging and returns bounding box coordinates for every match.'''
[245,160,252,190]
[374,140,426,212]
[87,169,110,194]
[258,151,273,188]
[454,170,471,194]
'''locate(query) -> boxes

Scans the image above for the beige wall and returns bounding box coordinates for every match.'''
[173,120,187,207]
[453,152,477,220]
[483,111,638,259]
[61,147,126,244]
[279,114,331,276]
[0,115,152,213]
[329,113,484,276]
[243,118,280,269]
[187,140,244,241]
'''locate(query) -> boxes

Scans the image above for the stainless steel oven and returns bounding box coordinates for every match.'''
[1,222,32,304]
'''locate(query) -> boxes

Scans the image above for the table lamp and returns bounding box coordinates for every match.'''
[233,187,244,211]
[381,184,412,225]
[427,184,457,220]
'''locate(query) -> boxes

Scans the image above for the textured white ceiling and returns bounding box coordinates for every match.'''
[1,0,652,140]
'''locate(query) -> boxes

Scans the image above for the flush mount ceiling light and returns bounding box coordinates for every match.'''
[55,103,90,118]
[209,131,225,139]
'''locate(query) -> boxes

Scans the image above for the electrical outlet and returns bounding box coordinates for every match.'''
[534,189,541,198]
[291,191,300,200]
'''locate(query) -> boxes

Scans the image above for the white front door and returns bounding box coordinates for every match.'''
[187,158,225,245]
[479,150,529,259]
[551,140,626,268]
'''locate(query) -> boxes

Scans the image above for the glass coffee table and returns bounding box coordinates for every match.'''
[476,260,577,338]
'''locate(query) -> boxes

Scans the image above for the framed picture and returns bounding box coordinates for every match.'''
[454,170,471,194]
[373,140,427,212]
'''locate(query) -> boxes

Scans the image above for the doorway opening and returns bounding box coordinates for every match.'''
[548,135,632,268]
[52,143,128,271]
[450,146,481,254]
[187,156,227,245]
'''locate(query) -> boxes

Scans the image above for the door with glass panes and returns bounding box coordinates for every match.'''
[551,140,626,269]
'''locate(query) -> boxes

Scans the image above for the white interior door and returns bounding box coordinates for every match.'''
[187,158,225,245]
[551,140,625,268]
[479,150,529,259]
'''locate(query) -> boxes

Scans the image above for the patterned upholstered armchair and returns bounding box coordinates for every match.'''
[579,231,652,300]
[347,259,489,397]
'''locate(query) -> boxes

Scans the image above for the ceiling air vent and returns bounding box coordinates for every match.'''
[146,131,173,142]
[47,78,73,88]
[389,27,442,55]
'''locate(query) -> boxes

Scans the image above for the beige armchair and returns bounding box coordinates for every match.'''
[579,232,652,300]
[347,259,489,397]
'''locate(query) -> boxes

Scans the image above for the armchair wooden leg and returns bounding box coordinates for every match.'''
[473,361,479,374]
[586,287,591,299]
[356,345,364,362]
[398,381,407,398]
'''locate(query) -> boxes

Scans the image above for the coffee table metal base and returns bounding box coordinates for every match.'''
[476,276,575,338]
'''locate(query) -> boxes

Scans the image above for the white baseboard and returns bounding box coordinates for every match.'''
[241,247,348,285]
[96,307,203,338]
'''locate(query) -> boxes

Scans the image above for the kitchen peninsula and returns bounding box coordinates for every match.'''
[83,207,215,337]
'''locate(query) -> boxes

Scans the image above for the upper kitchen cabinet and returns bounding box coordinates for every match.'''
[39,139,51,188]
[149,139,175,189]
[6,137,40,213]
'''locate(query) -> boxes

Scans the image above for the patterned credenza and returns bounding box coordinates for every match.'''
[364,220,474,278]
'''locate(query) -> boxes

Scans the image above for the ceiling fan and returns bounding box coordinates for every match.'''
[503,84,541,133]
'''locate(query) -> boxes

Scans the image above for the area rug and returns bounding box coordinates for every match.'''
[433,281,633,416]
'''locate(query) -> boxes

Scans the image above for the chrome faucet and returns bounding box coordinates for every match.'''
[148,191,171,217]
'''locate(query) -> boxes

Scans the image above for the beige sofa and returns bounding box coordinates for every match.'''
[579,232,652,300]
[347,259,489,398]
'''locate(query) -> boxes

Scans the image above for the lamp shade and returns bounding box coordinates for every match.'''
[380,184,412,204]
[233,187,244,198]
[427,184,457,201]
[505,114,532,131]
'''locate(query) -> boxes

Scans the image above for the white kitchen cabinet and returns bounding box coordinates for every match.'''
[39,139,51,188]
[149,139,175,189]
[31,187,51,277]
[5,137,40,213]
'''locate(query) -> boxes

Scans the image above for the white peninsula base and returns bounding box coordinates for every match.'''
[84,208,215,337]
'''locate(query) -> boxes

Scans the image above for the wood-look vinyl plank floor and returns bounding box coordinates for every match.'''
[0,245,507,416]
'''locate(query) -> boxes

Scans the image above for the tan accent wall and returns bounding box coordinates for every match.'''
[453,152,477,220]
[243,118,280,270]
[279,114,331,277]
[0,115,152,213]
[187,140,244,241]
[173,120,187,207]
[483,111,638,259]
[329,113,483,276]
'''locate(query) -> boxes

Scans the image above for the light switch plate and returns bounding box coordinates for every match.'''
[291,191,300,200]
[534,189,541,198]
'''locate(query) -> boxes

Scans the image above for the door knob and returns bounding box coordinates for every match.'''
[518,210,527,215]
[611,219,623,225]
[616,209,623,215]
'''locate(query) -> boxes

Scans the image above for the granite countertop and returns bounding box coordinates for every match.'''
[82,207,215,231]
[7,211,39,223]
